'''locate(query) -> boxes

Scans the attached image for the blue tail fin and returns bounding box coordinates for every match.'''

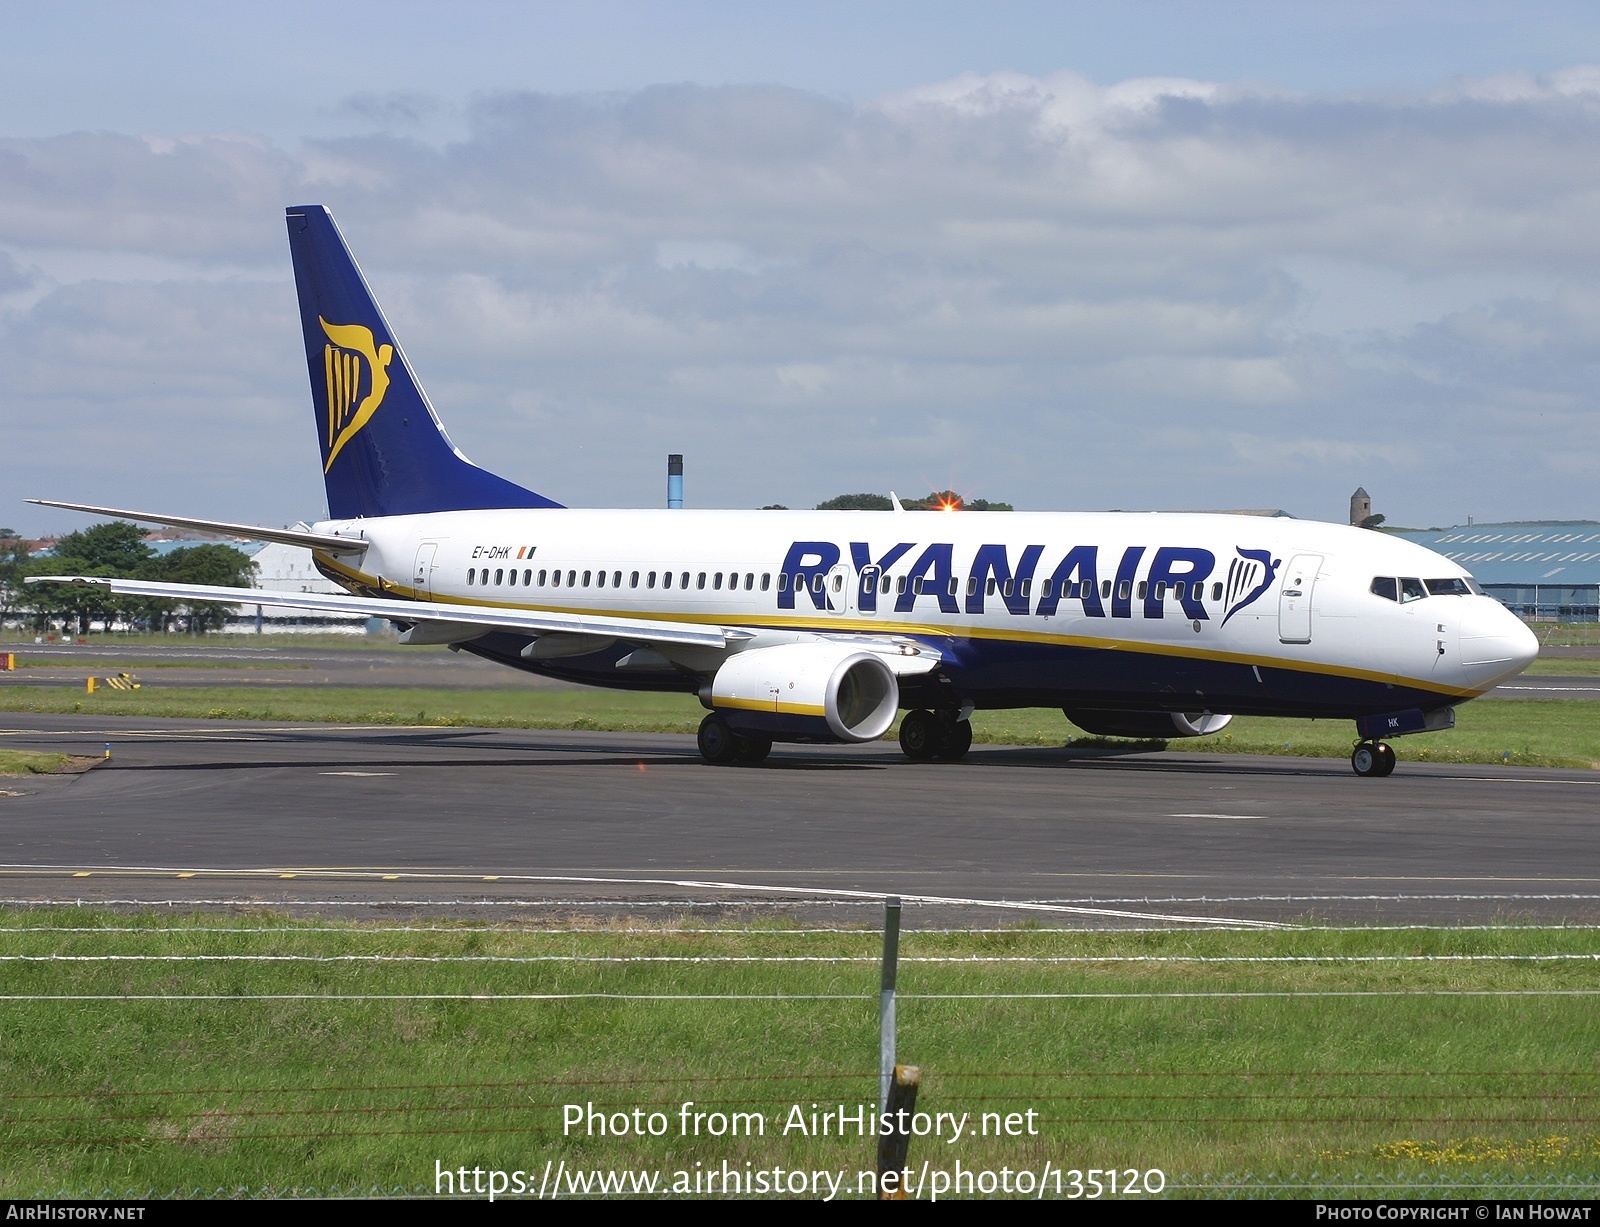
[285,205,561,518]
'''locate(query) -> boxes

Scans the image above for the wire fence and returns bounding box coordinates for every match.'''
[5,905,1600,1198]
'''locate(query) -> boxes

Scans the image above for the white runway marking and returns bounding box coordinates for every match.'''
[0,866,1288,928]
[1170,813,1272,820]
[318,771,396,777]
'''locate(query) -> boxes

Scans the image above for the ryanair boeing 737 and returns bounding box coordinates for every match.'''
[29,206,1539,776]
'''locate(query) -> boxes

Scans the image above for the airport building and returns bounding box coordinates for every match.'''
[1391,523,1600,621]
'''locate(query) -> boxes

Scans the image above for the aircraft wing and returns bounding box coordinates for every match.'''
[26,499,368,555]
[25,576,735,650]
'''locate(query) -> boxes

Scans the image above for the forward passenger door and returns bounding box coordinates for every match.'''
[1277,554,1322,644]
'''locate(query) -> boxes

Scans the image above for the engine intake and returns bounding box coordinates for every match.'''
[710,643,899,743]
[1062,708,1232,739]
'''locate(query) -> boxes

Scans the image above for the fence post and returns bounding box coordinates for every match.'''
[876,1063,922,1200]
[880,896,900,1111]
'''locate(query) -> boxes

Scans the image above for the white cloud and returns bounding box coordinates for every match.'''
[4,68,1600,529]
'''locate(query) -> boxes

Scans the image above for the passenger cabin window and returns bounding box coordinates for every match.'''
[813,575,825,594]
[631,571,640,588]
[744,573,753,590]
[1400,577,1426,603]
[523,569,531,585]
[1041,579,1053,598]
[985,578,996,596]
[1020,579,1031,598]
[761,573,771,591]
[661,572,671,590]
[1135,581,1146,599]
[1102,580,1113,599]
[494,568,504,585]
[614,571,622,588]
[897,576,906,595]
[968,578,979,596]
[1210,582,1222,601]
[1002,580,1013,598]
[1371,577,1399,602]
[507,569,517,587]
[538,569,547,585]
[776,574,787,592]
[1118,581,1131,600]
[681,572,689,589]
[697,573,707,590]
[1153,581,1166,600]
[567,570,576,587]
[467,568,476,584]
[1425,578,1471,596]
[1173,581,1184,600]
[913,577,924,595]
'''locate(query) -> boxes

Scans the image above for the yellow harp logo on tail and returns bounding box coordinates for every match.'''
[320,318,394,473]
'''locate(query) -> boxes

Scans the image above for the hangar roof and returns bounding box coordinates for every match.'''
[1391,523,1600,586]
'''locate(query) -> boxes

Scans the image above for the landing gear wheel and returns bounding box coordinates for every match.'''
[935,717,973,761]
[1351,741,1395,777]
[899,709,943,761]
[735,735,772,765]
[697,713,741,765]
[1374,742,1397,777]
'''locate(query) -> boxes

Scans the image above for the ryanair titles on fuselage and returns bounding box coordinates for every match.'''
[775,540,1277,624]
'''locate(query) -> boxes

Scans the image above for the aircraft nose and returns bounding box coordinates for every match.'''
[1460,598,1539,673]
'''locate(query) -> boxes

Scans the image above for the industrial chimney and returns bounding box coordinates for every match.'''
[667,454,683,509]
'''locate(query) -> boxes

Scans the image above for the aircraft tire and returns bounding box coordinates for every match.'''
[1351,742,1381,777]
[697,713,741,765]
[736,735,773,765]
[935,718,973,761]
[899,710,943,761]
[1374,742,1397,776]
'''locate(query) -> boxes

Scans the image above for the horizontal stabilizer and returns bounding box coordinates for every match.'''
[24,576,733,651]
[27,500,368,555]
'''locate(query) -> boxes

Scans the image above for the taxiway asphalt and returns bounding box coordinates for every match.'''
[0,713,1596,927]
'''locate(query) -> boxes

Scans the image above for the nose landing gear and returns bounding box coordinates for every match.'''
[1351,741,1397,777]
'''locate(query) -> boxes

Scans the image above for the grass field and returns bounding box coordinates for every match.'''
[1,909,1598,1199]
[2,680,1596,769]
[0,749,77,775]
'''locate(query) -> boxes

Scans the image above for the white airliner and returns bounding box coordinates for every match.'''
[30,206,1538,776]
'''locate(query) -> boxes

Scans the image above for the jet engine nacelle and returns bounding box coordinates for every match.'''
[1062,708,1233,739]
[710,643,899,743]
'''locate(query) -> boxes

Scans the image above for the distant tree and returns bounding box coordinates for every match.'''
[54,522,153,572]
[142,544,256,633]
[814,493,893,511]
[1360,513,1387,530]
[758,504,790,510]
[21,521,153,634]
[904,491,1013,511]
[0,533,29,623]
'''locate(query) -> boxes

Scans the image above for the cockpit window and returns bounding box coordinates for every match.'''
[1399,577,1427,603]
[1425,578,1472,596]
[1370,577,1398,602]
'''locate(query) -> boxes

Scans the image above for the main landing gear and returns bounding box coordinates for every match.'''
[899,709,973,763]
[696,713,772,766]
[1351,741,1397,778]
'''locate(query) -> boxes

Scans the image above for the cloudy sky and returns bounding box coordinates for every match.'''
[6,1,1600,535]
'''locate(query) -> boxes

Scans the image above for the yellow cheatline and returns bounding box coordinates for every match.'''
[713,695,827,717]
[278,874,297,879]
[72,872,89,878]
[315,555,1484,701]
[176,873,195,879]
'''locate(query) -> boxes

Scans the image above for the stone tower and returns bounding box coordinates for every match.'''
[1350,487,1371,526]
